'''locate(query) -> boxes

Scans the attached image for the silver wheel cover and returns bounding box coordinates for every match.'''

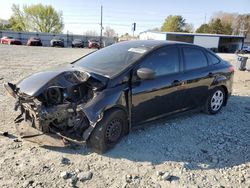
[211,90,224,111]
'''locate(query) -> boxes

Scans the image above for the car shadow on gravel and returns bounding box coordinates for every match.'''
[41,145,91,155]
[38,96,250,170]
[104,95,250,170]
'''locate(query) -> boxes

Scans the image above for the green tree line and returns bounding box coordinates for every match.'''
[151,12,250,37]
[0,4,63,33]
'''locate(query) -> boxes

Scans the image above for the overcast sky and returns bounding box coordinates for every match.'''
[0,0,249,36]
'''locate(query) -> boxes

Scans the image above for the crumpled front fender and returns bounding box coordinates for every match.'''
[80,84,129,139]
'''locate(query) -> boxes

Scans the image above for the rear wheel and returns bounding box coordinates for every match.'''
[204,87,225,114]
[88,109,127,153]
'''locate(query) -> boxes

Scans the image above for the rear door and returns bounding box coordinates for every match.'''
[131,46,186,125]
[180,46,215,109]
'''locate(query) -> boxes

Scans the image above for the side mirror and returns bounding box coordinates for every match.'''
[137,68,155,80]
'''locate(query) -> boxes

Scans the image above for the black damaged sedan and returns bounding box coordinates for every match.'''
[4,40,234,153]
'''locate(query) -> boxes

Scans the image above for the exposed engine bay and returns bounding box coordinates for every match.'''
[4,69,106,145]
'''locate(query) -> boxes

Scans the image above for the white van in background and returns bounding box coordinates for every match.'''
[242,46,250,53]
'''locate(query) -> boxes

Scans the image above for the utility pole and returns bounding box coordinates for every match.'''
[100,5,103,48]
[67,30,69,47]
[132,23,136,38]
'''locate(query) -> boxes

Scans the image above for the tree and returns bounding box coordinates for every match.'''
[209,18,231,34]
[9,4,27,31]
[223,13,250,36]
[161,15,187,32]
[205,12,235,35]
[196,18,232,35]
[9,4,63,33]
[196,12,250,36]
[183,23,194,33]
[104,26,116,37]
[148,27,161,32]
[0,19,11,30]
[196,24,210,33]
[119,33,137,41]
[222,23,233,35]
[233,14,250,37]
[212,11,236,26]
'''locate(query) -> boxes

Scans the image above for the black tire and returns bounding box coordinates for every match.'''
[88,109,127,153]
[204,87,225,115]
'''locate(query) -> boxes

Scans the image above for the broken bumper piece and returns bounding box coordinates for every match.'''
[16,121,86,147]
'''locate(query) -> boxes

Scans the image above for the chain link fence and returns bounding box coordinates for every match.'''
[0,30,116,47]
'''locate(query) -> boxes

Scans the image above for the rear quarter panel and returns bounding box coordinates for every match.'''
[209,60,234,98]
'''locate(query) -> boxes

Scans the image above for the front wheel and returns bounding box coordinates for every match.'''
[88,109,127,153]
[204,87,225,114]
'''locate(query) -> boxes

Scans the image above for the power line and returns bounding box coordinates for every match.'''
[64,22,157,29]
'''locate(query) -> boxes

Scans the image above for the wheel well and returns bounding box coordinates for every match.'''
[104,106,129,134]
[220,85,228,106]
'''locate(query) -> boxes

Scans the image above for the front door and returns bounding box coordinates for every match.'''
[131,46,186,125]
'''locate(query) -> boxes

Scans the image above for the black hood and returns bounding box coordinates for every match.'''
[16,67,107,97]
[17,70,66,96]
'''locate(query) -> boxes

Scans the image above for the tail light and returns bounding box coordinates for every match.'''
[229,66,235,72]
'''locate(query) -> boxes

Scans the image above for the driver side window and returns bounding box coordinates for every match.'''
[140,47,180,77]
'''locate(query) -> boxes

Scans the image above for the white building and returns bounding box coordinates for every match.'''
[139,31,245,53]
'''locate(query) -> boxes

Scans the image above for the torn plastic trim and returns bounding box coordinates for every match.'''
[48,125,86,145]
[82,112,104,140]
[15,122,66,147]
[15,120,86,146]
[4,82,17,98]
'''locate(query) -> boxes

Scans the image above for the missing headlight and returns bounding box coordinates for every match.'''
[46,86,63,105]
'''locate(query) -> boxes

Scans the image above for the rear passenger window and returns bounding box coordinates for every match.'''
[207,52,220,64]
[183,48,208,70]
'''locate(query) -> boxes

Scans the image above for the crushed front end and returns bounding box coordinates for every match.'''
[4,69,106,146]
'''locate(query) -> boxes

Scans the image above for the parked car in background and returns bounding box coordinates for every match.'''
[88,39,100,49]
[50,38,64,47]
[0,36,22,45]
[27,37,42,46]
[72,39,84,48]
[242,46,250,53]
[4,40,234,153]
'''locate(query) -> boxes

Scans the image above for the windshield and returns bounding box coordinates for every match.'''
[74,42,151,78]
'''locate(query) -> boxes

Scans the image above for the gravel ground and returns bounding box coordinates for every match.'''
[0,44,249,188]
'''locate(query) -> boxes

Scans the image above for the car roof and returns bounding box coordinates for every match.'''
[118,40,196,49]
